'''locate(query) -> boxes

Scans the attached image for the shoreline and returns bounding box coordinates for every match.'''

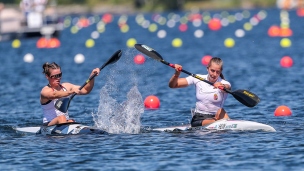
[2,2,278,17]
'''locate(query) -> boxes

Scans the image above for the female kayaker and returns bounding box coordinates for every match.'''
[40,62,100,126]
[168,57,231,127]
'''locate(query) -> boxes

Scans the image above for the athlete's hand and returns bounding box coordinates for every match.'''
[69,87,80,95]
[90,68,100,77]
[214,82,225,90]
[174,64,182,75]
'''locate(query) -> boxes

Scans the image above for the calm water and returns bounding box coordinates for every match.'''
[1,7,304,170]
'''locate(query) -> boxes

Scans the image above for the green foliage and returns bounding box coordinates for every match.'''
[2,0,277,11]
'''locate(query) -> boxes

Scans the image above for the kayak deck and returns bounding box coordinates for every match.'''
[15,122,107,135]
[152,119,276,132]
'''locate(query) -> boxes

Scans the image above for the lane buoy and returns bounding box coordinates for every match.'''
[12,39,21,48]
[134,54,145,64]
[274,105,292,116]
[224,38,235,48]
[172,38,182,47]
[23,53,34,63]
[280,56,293,68]
[208,18,221,31]
[47,38,60,48]
[74,54,85,64]
[144,95,160,109]
[268,25,280,37]
[201,55,212,66]
[127,38,137,48]
[280,38,291,48]
[85,39,95,48]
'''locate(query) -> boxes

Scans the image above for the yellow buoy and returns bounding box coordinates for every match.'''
[243,22,252,31]
[148,23,158,32]
[85,39,95,48]
[280,38,291,48]
[224,38,235,48]
[70,26,79,34]
[126,38,137,48]
[12,39,21,48]
[172,38,182,47]
[121,24,129,33]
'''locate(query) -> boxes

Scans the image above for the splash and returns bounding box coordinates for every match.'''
[92,50,145,134]
[92,85,144,134]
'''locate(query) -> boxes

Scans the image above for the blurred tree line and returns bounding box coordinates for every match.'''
[2,0,276,11]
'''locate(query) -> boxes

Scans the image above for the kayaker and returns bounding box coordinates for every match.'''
[40,62,100,126]
[168,57,231,127]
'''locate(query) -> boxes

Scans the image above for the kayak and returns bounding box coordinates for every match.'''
[14,122,107,135]
[152,119,276,132]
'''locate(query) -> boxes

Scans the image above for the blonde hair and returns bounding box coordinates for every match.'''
[42,62,61,76]
[207,57,225,79]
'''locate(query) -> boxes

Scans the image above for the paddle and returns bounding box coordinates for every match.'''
[55,50,123,113]
[134,44,260,107]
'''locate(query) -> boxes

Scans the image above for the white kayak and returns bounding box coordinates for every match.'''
[14,122,107,135]
[153,119,276,132]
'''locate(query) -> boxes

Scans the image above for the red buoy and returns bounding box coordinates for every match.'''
[179,24,188,32]
[280,56,293,68]
[201,55,212,66]
[208,18,221,31]
[144,95,160,109]
[274,105,292,116]
[102,13,113,24]
[134,54,145,65]
[297,8,304,17]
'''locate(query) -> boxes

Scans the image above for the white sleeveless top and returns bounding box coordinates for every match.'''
[41,85,69,123]
[186,74,231,114]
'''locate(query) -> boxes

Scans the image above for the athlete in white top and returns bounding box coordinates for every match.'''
[168,57,231,127]
[40,62,100,126]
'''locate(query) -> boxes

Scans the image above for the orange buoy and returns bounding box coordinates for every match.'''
[36,37,48,48]
[47,38,61,48]
[280,27,293,37]
[134,54,145,64]
[201,55,212,66]
[280,56,293,68]
[208,18,221,31]
[267,25,280,37]
[78,18,89,27]
[144,95,160,109]
[274,105,292,116]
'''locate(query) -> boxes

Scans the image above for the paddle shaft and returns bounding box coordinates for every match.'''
[134,43,259,107]
[161,60,232,93]
[69,61,115,99]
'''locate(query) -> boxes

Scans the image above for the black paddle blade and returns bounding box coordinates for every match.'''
[100,50,122,70]
[134,44,163,61]
[55,97,71,113]
[231,89,260,107]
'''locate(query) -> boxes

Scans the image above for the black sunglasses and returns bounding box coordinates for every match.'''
[49,72,62,79]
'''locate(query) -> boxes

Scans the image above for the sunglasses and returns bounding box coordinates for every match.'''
[49,72,62,79]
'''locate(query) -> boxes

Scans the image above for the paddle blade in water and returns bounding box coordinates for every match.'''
[134,44,163,61]
[231,89,260,107]
[55,97,71,113]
